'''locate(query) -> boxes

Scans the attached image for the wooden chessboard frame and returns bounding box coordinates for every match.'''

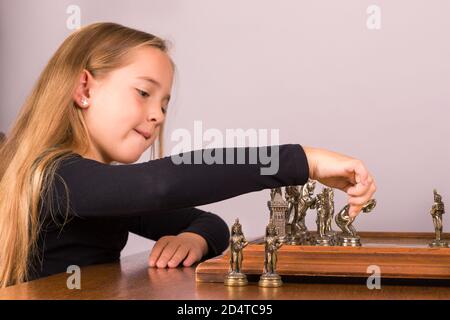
[195,232,450,282]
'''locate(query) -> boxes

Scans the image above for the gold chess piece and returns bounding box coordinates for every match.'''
[224,218,249,286]
[258,219,283,287]
[429,189,448,248]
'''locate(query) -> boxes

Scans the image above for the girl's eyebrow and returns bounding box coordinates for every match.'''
[136,76,171,101]
[137,76,161,87]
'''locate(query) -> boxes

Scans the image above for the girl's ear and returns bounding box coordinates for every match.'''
[73,69,97,109]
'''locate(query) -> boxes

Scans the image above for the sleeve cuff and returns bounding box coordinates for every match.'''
[292,144,310,185]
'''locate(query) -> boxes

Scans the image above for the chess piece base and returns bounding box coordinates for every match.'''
[278,236,288,244]
[338,235,361,247]
[429,240,449,248]
[286,232,308,245]
[315,236,333,246]
[296,230,312,245]
[326,232,338,246]
[258,273,283,287]
[326,231,337,241]
[224,272,248,286]
[287,236,300,245]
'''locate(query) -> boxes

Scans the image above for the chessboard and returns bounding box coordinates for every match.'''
[195,232,450,282]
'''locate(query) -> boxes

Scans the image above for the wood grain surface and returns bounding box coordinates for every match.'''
[1,248,449,300]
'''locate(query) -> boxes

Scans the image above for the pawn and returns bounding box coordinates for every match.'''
[224,218,249,286]
[429,190,448,248]
[258,219,283,287]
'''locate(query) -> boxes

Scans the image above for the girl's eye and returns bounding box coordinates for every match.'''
[137,89,150,98]
[161,106,168,114]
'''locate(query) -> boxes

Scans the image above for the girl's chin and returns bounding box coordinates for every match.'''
[116,152,142,164]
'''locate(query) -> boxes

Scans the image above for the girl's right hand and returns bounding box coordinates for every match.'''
[302,146,377,219]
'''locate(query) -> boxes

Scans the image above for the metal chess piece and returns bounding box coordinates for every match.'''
[270,187,282,201]
[314,189,332,246]
[224,218,250,286]
[292,179,317,245]
[267,188,288,243]
[429,189,448,248]
[324,187,337,245]
[258,219,283,287]
[335,199,377,247]
[284,185,301,245]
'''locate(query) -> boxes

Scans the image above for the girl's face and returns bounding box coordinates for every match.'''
[74,46,173,164]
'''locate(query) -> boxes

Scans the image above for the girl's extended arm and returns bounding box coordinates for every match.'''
[43,144,309,220]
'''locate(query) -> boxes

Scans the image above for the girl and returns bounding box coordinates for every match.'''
[0,22,376,288]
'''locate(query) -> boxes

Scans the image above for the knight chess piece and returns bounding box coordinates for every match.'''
[267,188,288,243]
[224,218,250,286]
[429,189,448,248]
[258,219,283,287]
[335,199,377,247]
[314,189,333,246]
[292,179,316,245]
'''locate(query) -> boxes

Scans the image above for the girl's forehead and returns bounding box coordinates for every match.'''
[126,47,172,71]
[117,48,173,85]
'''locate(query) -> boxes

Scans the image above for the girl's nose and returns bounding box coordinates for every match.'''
[147,104,165,124]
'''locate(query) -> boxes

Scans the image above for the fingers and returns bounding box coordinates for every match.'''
[183,249,202,267]
[355,160,370,185]
[346,160,369,186]
[154,240,181,268]
[343,159,376,218]
[347,175,374,196]
[149,236,182,268]
[348,180,377,218]
[148,236,171,267]
[148,235,203,268]
[167,246,190,268]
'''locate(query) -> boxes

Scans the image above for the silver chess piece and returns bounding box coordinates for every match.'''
[270,187,282,201]
[292,179,317,245]
[335,199,377,247]
[429,189,448,248]
[284,185,302,245]
[258,219,283,287]
[324,187,337,245]
[314,188,333,246]
[224,218,250,286]
[267,188,288,243]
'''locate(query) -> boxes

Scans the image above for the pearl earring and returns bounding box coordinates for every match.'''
[81,97,89,107]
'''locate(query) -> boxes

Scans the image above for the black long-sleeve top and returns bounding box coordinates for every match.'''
[28,144,310,281]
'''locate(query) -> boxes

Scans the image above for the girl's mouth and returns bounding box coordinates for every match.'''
[134,129,151,140]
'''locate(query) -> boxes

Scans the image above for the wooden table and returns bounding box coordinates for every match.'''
[0,251,449,300]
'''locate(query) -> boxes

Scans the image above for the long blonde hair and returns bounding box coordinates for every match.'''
[0,22,174,287]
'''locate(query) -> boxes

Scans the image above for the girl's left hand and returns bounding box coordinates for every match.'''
[148,232,209,268]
